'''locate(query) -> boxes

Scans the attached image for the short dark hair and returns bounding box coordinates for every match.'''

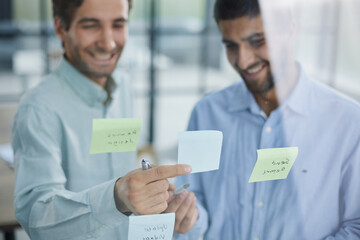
[52,0,132,31]
[214,0,261,23]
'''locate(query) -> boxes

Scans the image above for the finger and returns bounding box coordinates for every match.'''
[139,200,168,215]
[127,179,169,205]
[144,179,169,197]
[168,183,176,191]
[174,192,194,229]
[166,184,177,203]
[167,191,175,204]
[178,198,198,233]
[164,190,188,213]
[125,167,173,191]
[141,165,192,183]
[138,191,170,213]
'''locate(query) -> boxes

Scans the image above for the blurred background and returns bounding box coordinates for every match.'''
[0,0,359,239]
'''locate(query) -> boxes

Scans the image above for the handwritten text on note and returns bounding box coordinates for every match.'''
[248,147,298,183]
[90,118,142,154]
[128,213,175,240]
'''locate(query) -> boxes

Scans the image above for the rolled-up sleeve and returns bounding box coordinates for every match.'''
[12,105,128,240]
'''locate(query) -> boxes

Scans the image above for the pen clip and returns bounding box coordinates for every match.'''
[141,159,152,170]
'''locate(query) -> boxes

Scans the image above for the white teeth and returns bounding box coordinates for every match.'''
[94,54,112,60]
[247,65,263,74]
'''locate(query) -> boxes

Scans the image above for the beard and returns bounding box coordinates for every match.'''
[239,60,275,94]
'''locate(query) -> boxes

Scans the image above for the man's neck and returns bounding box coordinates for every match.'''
[254,89,278,117]
[88,77,107,88]
[253,62,299,117]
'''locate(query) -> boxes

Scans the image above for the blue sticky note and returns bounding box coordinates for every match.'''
[178,130,223,173]
[128,213,175,240]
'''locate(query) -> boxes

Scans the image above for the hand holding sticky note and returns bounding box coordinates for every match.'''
[248,147,298,183]
[90,118,141,154]
[128,213,175,240]
[178,130,223,173]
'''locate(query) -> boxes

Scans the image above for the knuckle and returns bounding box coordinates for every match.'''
[155,167,166,178]
[175,166,181,176]
[127,175,139,188]
[157,191,168,202]
[127,192,138,202]
[160,201,168,212]
[175,214,183,222]
[162,180,170,190]
[163,191,170,201]
[182,215,191,224]
[133,204,143,214]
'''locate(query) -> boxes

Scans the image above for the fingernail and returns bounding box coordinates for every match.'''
[187,193,194,202]
[184,165,192,173]
[178,192,185,199]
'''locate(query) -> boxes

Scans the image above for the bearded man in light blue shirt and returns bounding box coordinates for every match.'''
[173,0,360,239]
[12,0,197,239]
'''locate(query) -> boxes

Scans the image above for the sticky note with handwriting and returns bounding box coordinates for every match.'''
[128,213,175,240]
[90,118,142,154]
[178,130,223,173]
[248,147,298,183]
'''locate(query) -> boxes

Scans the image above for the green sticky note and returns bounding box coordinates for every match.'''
[248,147,298,183]
[90,118,142,154]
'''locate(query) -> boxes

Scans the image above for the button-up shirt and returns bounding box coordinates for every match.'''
[12,59,137,239]
[174,67,360,240]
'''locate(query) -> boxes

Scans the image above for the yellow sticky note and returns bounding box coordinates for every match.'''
[90,118,142,154]
[248,147,298,183]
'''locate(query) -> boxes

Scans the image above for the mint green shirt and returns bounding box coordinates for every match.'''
[12,59,137,239]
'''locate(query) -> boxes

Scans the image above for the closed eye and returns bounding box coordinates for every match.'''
[82,24,99,29]
[249,38,265,48]
[224,43,238,50]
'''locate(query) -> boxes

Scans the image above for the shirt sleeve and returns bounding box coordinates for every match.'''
[12,105,129,240]
[173,106,209,240]
[323,135,360,239]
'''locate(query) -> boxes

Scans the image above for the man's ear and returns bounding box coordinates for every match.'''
[54,16,66,41]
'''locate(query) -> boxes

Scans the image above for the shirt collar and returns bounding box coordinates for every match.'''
[55,58,110,107]
[228,81,261,113]
[282,65,311,116]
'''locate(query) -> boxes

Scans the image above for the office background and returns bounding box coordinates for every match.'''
[0,0,359,239]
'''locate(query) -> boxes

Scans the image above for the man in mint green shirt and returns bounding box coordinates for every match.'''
[12,0,196,239]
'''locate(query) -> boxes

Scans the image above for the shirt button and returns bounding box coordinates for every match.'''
[257,201,264,207]
[253,237,260,240]
[265,126,272,132]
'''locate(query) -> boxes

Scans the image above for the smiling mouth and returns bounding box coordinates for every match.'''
[92,53,114,61]
[244,63,266,75]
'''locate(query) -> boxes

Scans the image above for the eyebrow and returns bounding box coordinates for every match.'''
[241,32,264,41]
[222,32,265,45]
[77,17,128,25]
[222,39,236,45]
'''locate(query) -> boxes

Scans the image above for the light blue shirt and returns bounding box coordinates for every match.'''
[175,67,360,240]
[12,59,137,240]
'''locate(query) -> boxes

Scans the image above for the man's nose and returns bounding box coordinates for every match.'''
[98,28,116,51]
[236,46,256,70]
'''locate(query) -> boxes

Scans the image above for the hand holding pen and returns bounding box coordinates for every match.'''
[113,159,192,215]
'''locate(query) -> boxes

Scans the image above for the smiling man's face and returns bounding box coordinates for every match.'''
[219,15,274,94]
[55,0,129,85]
